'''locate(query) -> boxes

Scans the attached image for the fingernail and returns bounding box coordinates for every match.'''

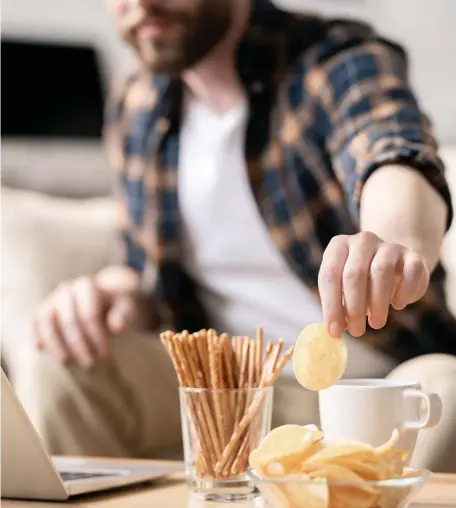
[329,322,342,338]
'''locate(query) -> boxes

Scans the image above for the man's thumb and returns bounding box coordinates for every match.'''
[107,296,138,335]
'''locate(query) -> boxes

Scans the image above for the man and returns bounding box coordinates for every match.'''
[7,0,456,470]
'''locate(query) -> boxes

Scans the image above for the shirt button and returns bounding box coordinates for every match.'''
[157,118,171,133]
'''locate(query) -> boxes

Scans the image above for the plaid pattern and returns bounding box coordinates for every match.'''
[104,0,456,360]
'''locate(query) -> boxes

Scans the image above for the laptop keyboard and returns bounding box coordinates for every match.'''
[59,471,121,482]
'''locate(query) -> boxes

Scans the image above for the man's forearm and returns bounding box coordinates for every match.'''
[360,165,448,272]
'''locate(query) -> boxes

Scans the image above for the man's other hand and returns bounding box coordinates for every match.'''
[318,232,430,338]
[32,267,146,368]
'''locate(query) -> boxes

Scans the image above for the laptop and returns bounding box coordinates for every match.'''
[1,369,183,501]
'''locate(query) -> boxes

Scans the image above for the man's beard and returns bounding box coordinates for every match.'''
[130,1,232,75]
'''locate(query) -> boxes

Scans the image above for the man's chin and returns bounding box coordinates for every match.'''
[135,47,190,76]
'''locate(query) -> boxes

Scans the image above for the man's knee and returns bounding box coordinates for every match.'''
[388,353,456,419]
[10,345,138,456]
[389,354,456,472]
[388,353,456,387]
[13,349,84,426]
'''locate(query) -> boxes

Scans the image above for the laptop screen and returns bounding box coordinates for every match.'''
[1,38,105,139]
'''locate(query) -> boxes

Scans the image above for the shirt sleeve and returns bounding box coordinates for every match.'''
[306,35,453,230]
[103,74,146,273]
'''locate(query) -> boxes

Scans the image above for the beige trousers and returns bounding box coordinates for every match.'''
[3,329,456,472]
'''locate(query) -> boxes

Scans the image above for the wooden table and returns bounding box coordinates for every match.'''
[2,461,455,508]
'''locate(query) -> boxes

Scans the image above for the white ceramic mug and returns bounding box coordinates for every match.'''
[318,379,442,459]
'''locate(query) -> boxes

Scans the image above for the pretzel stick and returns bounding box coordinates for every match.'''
[255,327,264,385]
[236,339,256,475]
[175,335,222,463]
[217,333,232,447]
[221,334,235,438]
[230,432,250,476]
[161,329,294,480]
[221,334,235,389]
[266,341,282,380]
[161,335,212,476]
[216,347,294,475]
[234,337,243,383]
[234,337,250,427]
[195,331,211,387]
[246,339,255,412]
[229,336,241,429]
[208,330,225,451]
[187,335,206,388]
[273,339,284,370]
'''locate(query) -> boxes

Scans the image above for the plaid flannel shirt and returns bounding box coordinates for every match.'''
[104,0,456,361]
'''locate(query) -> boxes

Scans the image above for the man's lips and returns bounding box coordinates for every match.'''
[137,18,178,39]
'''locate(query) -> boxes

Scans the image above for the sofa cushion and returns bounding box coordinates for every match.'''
[1,187,116,361]
[1,140,111,198]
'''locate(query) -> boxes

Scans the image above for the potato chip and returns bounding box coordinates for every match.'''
[379,450,408,477]
[307,443,373,464]
[293,323,347,391]
[309,465,379,508]
[326,456,384,481]
[265,461,287,477]
[308,463,375,492]
[400,467,423,479]
[257,483,291,508]
[374,429,400,455]
[249,424,323,472]
[283,477,329,508]
[250,425,415,508]
[329,485,380,508]
[285,441,325,473]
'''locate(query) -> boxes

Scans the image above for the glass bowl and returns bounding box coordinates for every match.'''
[248,467,430,508]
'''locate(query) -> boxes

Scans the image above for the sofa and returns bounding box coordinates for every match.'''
[1,146,456,362]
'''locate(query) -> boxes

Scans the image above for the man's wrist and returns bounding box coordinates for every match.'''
[95,265,141,295]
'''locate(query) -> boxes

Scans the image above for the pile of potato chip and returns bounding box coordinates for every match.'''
[249,424,421,508]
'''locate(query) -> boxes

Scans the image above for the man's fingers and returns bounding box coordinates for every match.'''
[35,309,68,364]
[73,277,109,359]
[392,252,429,310]
[368,245,402,329]
[56,285,94,369]
[342,233,377,337]
[32,316,44,350]
[107,295,138,335]
[318,236,349,337]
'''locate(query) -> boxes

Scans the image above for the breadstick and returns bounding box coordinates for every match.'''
[255,327,264,385]
[234,337,250,427]
[216,347,294,475]
[175,335,222,464]
[161,328,294,480]
[195,331,211,388]
[220,334,235,437]
[208,330,225,450]
[165,335,215,476]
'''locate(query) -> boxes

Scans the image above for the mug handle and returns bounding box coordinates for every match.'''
[403,388,442,430]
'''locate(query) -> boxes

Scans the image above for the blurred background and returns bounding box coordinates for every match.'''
[2,0,456,344]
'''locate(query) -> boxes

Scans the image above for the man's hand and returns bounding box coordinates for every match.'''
[32,267,150,368]
[318,232,430,338]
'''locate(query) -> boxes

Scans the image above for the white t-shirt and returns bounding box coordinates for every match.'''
[178,94,395,377]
